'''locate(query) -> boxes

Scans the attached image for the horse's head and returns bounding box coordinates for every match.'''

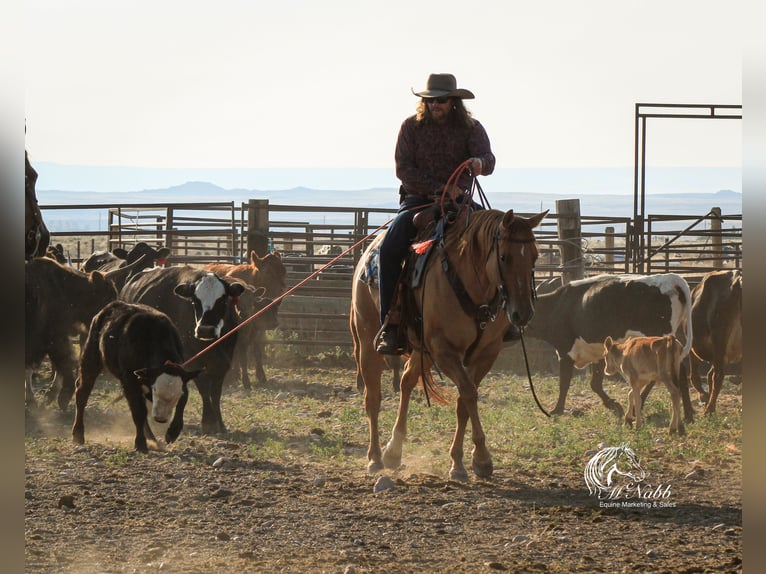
[25,151,50,261]
[608,444,646,485]
[495,209,548,328]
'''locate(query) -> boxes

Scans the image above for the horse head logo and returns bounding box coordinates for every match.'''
[584,443,647,497]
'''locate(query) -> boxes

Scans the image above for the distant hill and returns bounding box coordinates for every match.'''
[37,181,742,233]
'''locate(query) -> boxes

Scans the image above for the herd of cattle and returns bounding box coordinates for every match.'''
[24,239,742,452]
[25,243,286,451]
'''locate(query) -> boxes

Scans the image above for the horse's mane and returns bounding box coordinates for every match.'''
[446,209,534,258]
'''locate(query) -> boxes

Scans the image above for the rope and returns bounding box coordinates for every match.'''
[180,216,395,369]
[519,331,551,417]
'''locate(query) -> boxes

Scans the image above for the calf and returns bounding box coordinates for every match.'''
[204,251,286,389]
[689,269,743,414]
[72,301,201,452]
[120,266,249,434]
[604,335,685,435]
[523,273,693,418]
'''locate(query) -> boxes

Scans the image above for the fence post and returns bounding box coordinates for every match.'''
[556,199,584,284]
[247,199,270,257]
[166,208,175,255]
[605,226,614,266]
[710,206,723,269]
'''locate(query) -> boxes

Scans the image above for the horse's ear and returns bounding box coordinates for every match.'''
[526,210,549,230]
[501,210,515,229]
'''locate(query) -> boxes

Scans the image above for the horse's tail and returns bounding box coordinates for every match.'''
[419,368,453,406]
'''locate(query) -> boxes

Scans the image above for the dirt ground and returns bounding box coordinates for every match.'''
[25,369,742,574]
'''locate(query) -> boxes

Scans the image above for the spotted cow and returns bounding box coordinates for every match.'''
[204,251,286,389]
[120,266,260,434]
[524,273,693,417]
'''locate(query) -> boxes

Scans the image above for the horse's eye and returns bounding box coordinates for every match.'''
[499,254,507,263]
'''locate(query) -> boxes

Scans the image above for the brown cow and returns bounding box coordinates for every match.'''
[603,334,685,435]
[204,251,286,389]
[689,269,743,415]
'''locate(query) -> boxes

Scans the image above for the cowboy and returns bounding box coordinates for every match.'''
[375,73,496,355]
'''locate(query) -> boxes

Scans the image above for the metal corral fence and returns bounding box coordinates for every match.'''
[41,200,742,355]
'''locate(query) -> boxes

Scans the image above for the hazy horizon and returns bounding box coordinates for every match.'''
[33,163,742,197]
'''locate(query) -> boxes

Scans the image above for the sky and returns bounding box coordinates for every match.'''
[24,0,744,179]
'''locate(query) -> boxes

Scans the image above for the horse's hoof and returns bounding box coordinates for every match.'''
[472,457,494,479]
[449,467,469,482]
[381,449,401,470]
[367,460,384,475]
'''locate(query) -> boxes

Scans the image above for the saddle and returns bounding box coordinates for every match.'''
[384,200,489,348]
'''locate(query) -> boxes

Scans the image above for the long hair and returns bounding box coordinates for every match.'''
[415,97,474,129]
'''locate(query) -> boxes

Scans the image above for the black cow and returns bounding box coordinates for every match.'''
[82,242,170,290]
[120,266,252,434]
[523,273,693,416]
[72,301,201,452]
[25,257,132,409]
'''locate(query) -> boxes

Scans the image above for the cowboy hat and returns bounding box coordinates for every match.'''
[412,73,475,99]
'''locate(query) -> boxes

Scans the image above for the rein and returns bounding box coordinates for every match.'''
[519,331,551,417]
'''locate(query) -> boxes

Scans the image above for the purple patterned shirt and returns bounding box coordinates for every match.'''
[394,115,496,199]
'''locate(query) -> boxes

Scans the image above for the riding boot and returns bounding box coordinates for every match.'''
[375,323,406,355]
[376,290,406,355]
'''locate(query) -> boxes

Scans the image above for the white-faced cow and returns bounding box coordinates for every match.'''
[523,273,693,417]
[688,269,743,415]
[25,257,136,410]
[72,301,201,452]
[120,266,268,434]
[81,242,170,290]
[604,334,686,435]
[204,251,286,389]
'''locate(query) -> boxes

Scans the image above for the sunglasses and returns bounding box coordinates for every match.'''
[425,96,450,104]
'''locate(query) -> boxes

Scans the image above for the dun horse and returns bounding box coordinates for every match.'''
[25,151,50,261]
[354,208,546,481]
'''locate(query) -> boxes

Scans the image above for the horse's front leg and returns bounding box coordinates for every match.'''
[444,363,493,480]
[448,397,469,481]
[382,354,422,470]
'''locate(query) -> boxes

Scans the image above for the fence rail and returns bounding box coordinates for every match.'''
[40,200,742,355]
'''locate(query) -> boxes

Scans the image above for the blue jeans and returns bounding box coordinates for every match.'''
[378,196,432,325]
